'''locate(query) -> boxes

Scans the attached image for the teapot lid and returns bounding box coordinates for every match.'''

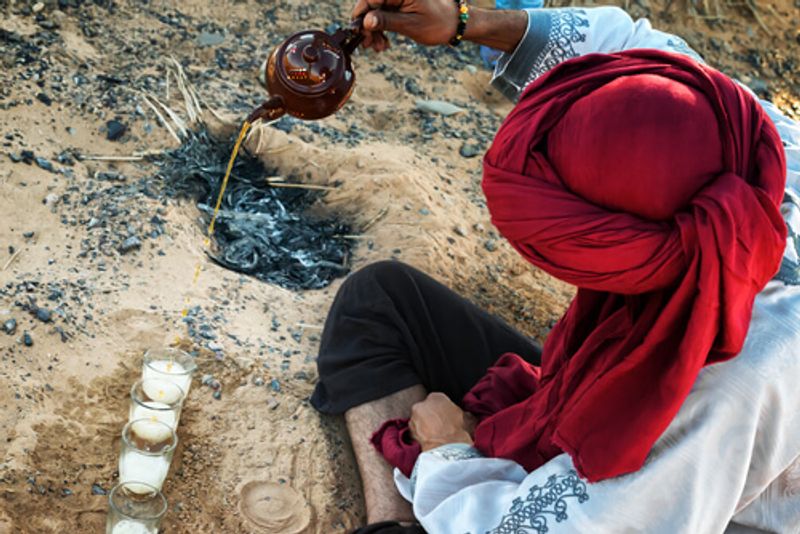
[275,30,346,96]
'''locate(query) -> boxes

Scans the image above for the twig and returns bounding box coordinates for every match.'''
[335,234,374,240]
[81,155,146,161]
[363,207,389,231]
[296,322,324,330]
[151,96,189,138]
[140,94,182,144]
[744,0,771,34]
[267,182,338,191]
[2,249,23,271]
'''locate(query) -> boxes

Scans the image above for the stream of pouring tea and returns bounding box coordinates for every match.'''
[175,99,286,343]
[176,119,252,334]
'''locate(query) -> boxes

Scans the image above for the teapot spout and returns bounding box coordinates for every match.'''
[247,96,286,124]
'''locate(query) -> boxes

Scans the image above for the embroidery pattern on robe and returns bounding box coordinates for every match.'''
[488,470,589,534]
[525,10,589,86]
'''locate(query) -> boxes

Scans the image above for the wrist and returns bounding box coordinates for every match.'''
[421,430,474,452]
[463,8,528,54]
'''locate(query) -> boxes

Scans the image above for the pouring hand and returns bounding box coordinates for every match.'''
[351,0,458,52]
[352,0,528,54]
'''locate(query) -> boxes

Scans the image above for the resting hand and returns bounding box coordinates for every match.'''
[409,392,474,451]
[352,0,458,51]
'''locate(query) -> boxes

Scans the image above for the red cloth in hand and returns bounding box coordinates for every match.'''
[372,50,786,483]
[370,354,538,477]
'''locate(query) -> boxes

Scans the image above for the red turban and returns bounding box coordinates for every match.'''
[478,50,787,481]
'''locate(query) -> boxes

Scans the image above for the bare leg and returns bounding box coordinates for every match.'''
[345,385,427,524]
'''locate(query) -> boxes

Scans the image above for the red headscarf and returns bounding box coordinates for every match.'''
[478,49,786,481]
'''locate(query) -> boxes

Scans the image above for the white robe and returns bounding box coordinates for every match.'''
[393,7,800,533]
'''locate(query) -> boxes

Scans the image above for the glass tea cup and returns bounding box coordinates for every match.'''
[106,481,167,534]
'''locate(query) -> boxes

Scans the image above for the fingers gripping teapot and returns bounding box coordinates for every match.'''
[250,18,364,123]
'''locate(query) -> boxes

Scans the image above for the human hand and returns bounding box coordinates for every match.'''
[409,392,474,452]
[351,0,459,52]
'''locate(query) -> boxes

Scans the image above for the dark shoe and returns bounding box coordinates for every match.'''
[350,521,426,534]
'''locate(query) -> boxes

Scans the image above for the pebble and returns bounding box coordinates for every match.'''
[36,93,53,106]
[105,120,127,141]
[405,78,424,96]
[201,374,214,386]
[196,31,225,47]
[119,236,141,254]
[35,308,52,323]
[270,378,281,392]
[23,331,33,346]
[253,376,265,386]
[32,2,44,12]
[415,99,466,116]
[91,483,107,496]
[484,239,498,252]
[266,396,280,410]
[34,157,56,172]
[212,390,222,400]
[419,208,430,216]
[453,225,467,237]
[3,319,17,335]
[459,142,482,158]
[44,193,60,206]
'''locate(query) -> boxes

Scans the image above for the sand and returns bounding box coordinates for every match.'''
[0,0,798,532]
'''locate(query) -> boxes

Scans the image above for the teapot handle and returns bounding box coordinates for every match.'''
[331,16,365,56]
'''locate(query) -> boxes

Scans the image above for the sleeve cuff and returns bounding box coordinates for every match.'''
[409,443,484,496]
[491,9,552,102]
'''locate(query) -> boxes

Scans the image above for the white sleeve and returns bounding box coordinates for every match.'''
[397,285,800,534]
[491,6,703,102]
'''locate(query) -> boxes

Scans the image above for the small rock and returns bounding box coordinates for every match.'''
[419,208,430,216]
[91,483,107,496]
[473,223,485,233]
[35,308,52,323]
[44,193,60,206]
[270,378,281,392]
[34,157,56,172]
[3,319,17,335]
[23,331,33,346]
[196,31,225,47]
[484,239,498,252]
[459,142,481,158]
[253,376,265,386]
[748,78,769,95]
[415,99,466,116]
[36,93,52,106]
[201,374,214,386]
[61,488,73,496]
[405,78,424,96]
[453,225,467,237]
[119,236,141,254]
[105,120,127,141]
[23,231,34,238]
[212,390,222,400]
[33,2,45,12]
[266,396,280,410]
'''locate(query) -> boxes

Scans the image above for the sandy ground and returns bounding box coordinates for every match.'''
[1,0,798,532]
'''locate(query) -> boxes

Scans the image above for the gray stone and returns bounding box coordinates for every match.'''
[119,236,141,254]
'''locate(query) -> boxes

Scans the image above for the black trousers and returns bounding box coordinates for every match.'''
[311,261,542,414]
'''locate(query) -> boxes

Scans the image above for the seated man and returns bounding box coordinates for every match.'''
[311,1,800,532]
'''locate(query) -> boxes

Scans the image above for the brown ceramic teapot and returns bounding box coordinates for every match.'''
[250,18,364,123]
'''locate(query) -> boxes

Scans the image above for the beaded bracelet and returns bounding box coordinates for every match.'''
[448,0,469,47]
